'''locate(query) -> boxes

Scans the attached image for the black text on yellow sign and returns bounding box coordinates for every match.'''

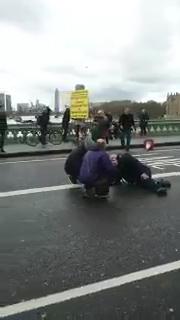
[70,90,89,119]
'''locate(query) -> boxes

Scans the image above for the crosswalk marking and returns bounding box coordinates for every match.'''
[137,155,180,170]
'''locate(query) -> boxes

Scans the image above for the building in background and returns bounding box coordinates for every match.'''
[17,100,46,114]
[166,93,180,117]
[59,91,71,113]
[0,93,5,111]
[54,88,60,113]
[6,95,12,112]
[0,93,12,112]
[17,103,30,113]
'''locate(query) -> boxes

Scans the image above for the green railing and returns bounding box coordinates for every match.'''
[147,120,180,136]
[4,120,180,145]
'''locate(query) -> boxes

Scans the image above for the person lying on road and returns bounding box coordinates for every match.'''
[110,152,171,196]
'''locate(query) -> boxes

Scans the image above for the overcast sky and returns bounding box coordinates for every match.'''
[0,0,180,107]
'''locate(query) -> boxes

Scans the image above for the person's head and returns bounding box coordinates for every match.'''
[97,110,105,118]
[124,107,130,115]
[96,138,106,150]
[46,107,51,114]
[117,152,123,162]
[142,108,146,113]
[109,154,118,166]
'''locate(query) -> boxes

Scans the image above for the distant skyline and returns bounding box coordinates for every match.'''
[0,0,180,106]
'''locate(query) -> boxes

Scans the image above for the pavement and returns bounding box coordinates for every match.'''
[0,147,180,319]
[1,135,180,157]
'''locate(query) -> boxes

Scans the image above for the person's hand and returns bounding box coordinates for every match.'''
[141,173,149,180]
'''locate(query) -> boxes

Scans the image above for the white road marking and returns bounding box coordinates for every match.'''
[0,184,79,198]
[0,147,180,165]
[1,259,180,318]
[153,172,180,178]
[0,172,180,198]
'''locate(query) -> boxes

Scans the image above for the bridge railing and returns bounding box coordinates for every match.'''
[4,120,180,145]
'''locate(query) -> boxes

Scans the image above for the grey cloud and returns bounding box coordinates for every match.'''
[91,87,140,102]
[121,0,178,89]
[0,0,48,31]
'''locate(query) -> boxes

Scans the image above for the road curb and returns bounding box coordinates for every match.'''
[0,141,180,158]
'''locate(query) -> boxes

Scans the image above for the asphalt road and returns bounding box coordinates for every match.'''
[0,147,180,319]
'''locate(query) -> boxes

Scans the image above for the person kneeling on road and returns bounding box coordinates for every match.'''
[79,139,117,199]
[64,136,95,184]
[111,152,171,196]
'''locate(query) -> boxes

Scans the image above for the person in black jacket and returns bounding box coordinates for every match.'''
[37,107,51,146]
[139,109,149,136]
[64,144,87,184]
[0,106,7,153]
[62,106,70,141]
[64,136,95,184]
[92,111,110,143]
[119,108,136,151]
[111,152,171,196]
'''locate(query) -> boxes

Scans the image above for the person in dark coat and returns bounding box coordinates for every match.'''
[139,109,149,136]
[79,139,117,198]
[65,144,87,184]
[92,111,110,143]
[111,152,170,196]
[0,106,7,153]
[119,108,136,151]
[64,136,95,183]
[62,106,70,141]
[37,107,51,145]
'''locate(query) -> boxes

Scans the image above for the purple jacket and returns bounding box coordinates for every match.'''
[79,147,116,185]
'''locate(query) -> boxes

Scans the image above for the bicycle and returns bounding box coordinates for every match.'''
[25,125,63,147]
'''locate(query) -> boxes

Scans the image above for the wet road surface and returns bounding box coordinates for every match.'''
[0,147,180,319]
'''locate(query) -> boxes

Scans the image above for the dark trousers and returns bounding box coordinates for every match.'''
[40,127,47,145]
[62,123,69,141]
[140,124,147,136]
[0,130,6,150]
[120,129,132,150]
[86,178,110,196]
[138,177,160,193]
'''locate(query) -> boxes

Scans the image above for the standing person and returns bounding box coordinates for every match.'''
[0,105,7,153]
[92,110,109,143]
[139,109,149,136]
[62,106,70,141]
[119,108,136,151]
[79,139,117,198]
[37,107,51,146]
[105,112,113,141]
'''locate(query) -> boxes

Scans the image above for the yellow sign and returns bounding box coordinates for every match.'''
[70,90,89,119]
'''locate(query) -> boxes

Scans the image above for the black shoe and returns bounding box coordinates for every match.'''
[83,188,96,199]
[158,179,171,189]
[1,148,5,153]
[95,193,109,199]
[156,187,167,196]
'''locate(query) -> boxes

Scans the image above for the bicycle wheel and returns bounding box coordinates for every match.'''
[49,130,63,145]
[26,132,39,146]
